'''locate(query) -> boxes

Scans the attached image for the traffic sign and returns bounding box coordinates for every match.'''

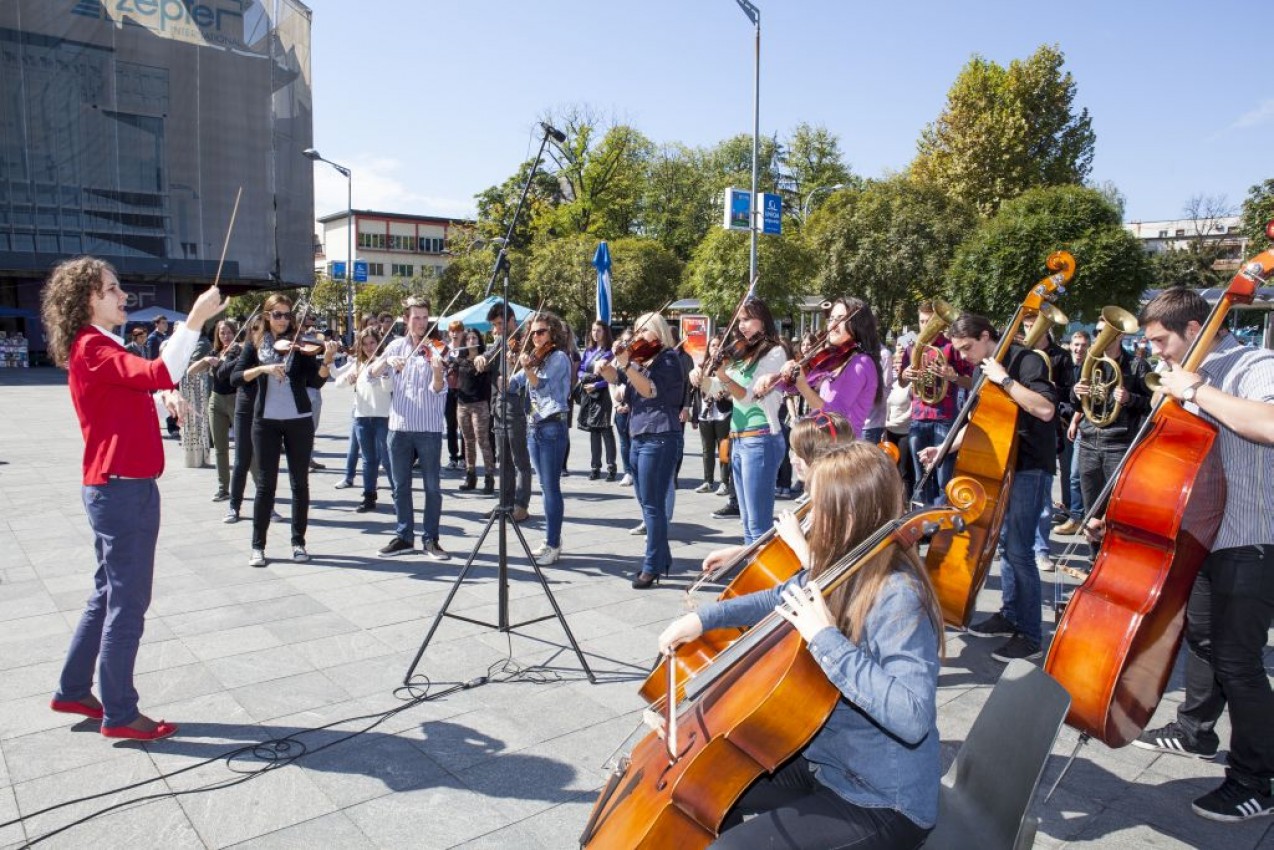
[353,260,368,283]
[331,261,346,280]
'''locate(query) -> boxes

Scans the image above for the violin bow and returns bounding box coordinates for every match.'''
[393,288,468,362]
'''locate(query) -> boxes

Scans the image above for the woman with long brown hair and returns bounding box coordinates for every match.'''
[231,294,337,567]
[187,318,238,501]
[331,326,394,513]
[660,442,943,849]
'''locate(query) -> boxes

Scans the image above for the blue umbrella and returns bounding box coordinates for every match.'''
[592,241,612,324]
[438,296,533,334]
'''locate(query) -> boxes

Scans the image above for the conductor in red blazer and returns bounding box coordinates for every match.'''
[41,257,226,741]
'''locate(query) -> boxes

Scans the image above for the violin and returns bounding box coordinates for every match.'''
[522,339,557,370]
[272,336,324,357]
[619,336,663,365]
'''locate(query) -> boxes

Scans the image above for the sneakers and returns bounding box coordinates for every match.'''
[620,473,633,487]
[223,507,240,524]
[211,489,229,502]
[378,537,414,558]
[1036,553,1055,572]
[1191,776,1274,822]
[694,482,714,494]
[968,612,1016,637]
[422,539,450,561]
[534,545,562,566]
[248,549,266,568]
[715,483,729,496]
[531,540,552,557]
[1054,518,1082,535]
[629,522,647,536]
[334,479,354,490]
[991,633,1043,662]
[775,486,793,499]
[712,502,740,518]
[605,468,618,482]
[292,546,309,563]
[1132,721,1219,760]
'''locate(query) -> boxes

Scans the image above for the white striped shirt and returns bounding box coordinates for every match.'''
[1194,334,1274,549]
[384,337,448,433]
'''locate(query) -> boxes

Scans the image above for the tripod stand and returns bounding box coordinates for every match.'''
[404,123,595,685]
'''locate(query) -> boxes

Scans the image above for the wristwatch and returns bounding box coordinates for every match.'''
[1181,379,1205,403]
[998,375,1015,392]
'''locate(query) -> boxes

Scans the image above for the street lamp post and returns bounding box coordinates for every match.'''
[733,0,761,287]
[302,148,354,344]
[802,183,846,221]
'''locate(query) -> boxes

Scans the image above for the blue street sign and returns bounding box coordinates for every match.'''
[331,261,346,280]
[762,193,782,235]
[353,260,368,283]
[724,188,751,232]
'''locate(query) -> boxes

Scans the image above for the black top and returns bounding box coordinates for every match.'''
[210,344,239,396]
[1071,347,1151,447]
[230,337,325,418]
[451,349,490,405]
[1000,343,1058,473]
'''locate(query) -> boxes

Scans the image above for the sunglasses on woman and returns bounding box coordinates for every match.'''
[268,310,293,320]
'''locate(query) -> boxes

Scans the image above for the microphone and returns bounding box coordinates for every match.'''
[539,122,567,144]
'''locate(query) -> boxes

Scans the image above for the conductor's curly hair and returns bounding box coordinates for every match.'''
[41,257,116,368]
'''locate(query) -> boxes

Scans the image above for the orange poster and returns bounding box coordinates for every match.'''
[680,315,710,365]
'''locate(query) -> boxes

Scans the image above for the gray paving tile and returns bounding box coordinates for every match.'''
[0,785,24,849]
[182,624,284,663]
[173,757,338,847]
[203,644,317,690]
[227,811,376,849]
[230,670,352,723]
[343,783,522,849]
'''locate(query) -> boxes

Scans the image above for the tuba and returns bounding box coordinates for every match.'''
[1081,306,1140,426]
[910,298,961,405]
[1022,301,1068,351]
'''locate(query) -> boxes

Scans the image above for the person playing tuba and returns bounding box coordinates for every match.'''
[1065,306,1151,573]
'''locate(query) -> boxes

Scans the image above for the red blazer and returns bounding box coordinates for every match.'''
[69,327,178,486]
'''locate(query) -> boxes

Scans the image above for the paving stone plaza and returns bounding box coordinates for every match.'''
[1,370,1270,849]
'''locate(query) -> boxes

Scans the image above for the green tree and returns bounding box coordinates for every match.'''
[1240,177,1274,251]
[684,228,814,323]
[640,143,717,262]
[780,123,856,221]
[354,280,413,320]
[803,175,977,332]
[944,185,1151,323]
[912,44,1095,216]
[540,120,654,239]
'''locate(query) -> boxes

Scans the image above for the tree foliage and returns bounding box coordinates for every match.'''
[944,185,1150,324]
[779,123,857,221]
[684,229,814,323]
[912,44,1095,216]
[804,175,977,332]
[1240,178,1274,252]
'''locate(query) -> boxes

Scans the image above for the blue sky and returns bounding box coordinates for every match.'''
[304,0,1271,226]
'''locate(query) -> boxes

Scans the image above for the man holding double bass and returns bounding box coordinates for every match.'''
[1129,287,1274,824]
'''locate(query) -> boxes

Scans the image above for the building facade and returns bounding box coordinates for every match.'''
[314,209,472,285]
[1125,216,1248,271]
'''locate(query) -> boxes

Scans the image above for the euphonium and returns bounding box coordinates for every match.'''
[1022,301,1068,351]
[910,298,961,405]
[1080,305,1140,427]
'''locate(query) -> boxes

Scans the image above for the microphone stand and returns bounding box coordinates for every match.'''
[405,123,595,685]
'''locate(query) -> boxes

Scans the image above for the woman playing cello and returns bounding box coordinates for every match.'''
[658,442,943,849]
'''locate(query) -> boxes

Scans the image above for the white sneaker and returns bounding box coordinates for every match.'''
[715,483,729,496]
[248,549,266,567]
[694,482,713,494]
[534,545,561,566]
[292,546,309,563]
[620,474,633,487]
[531,539,552,557]
[422,539,451,561]
[1036,553,1055,572]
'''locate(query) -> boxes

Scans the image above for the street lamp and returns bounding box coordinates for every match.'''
[303,147,354,344]
[732,0,761,287]
[802,183,846,221]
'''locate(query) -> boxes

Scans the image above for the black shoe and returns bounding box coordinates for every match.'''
[990,633,1042,662]
[458,471,477,491]
[589,469,602,481]
[482,476,495,495]
[378,537,414,558]
[309,459,326,470]
[968,612,1016,638]
[1191,776,1274,822]
[355,496,376,513]
[712,502,740,518]
[1132,721,1219,760]
[211,489,229,503]
[605,467,617,482]
[631,571,659,589]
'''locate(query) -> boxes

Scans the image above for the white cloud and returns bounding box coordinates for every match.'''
[1231,99,1274,130]
[311,155,477,226]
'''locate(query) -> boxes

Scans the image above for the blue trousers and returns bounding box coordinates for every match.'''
[631,432,678,576]
[528,419,568,547]
[998,468,1049,645]
[731,432,785,544]
[389,429,442,545]
[57,478,160,728]
[354,416,392,497]
[909,419,954,505]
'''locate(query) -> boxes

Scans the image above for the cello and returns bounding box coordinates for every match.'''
[580,478,986,849]
[1044,239,1274,748]
[922,252,1076,627]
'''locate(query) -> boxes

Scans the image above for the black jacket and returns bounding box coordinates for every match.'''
[231,336,325,418]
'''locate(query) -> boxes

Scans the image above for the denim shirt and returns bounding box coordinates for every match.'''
[695,569,941,828]
[509,348,571,424]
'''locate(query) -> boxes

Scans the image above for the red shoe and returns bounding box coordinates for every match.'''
[50,698,104,720]
[101,720,179,741]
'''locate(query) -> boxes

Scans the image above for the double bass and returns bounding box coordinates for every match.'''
[580,479,986,849]
[1044,238,1274,748]
[923,251,1076,627]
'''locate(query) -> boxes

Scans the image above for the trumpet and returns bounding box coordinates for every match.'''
[910,298,961,405]
[1081,306,1139,426]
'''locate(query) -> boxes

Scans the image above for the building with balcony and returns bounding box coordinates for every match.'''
[314,209,473,285]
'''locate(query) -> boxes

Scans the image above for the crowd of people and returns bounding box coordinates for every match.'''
[39,255,1273,838]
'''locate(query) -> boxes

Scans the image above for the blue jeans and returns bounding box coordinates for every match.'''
[57,479,159,727]
[344,414,358,482]
[528,419,568,547]
[388,429,442,545]
[998,468,1049,646]
[1034,473,1055,558]
[909,419,954,505]
[615,410,633,475]
[1069,432,1084,519]
[354,416,391,497]
[665,428,683,521]
[731,432,785,544]
[631,431,678,576]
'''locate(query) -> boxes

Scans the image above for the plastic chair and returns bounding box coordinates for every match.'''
[923,659,1071,850]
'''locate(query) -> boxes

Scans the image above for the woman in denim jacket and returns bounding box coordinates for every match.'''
[660,442,943,849]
